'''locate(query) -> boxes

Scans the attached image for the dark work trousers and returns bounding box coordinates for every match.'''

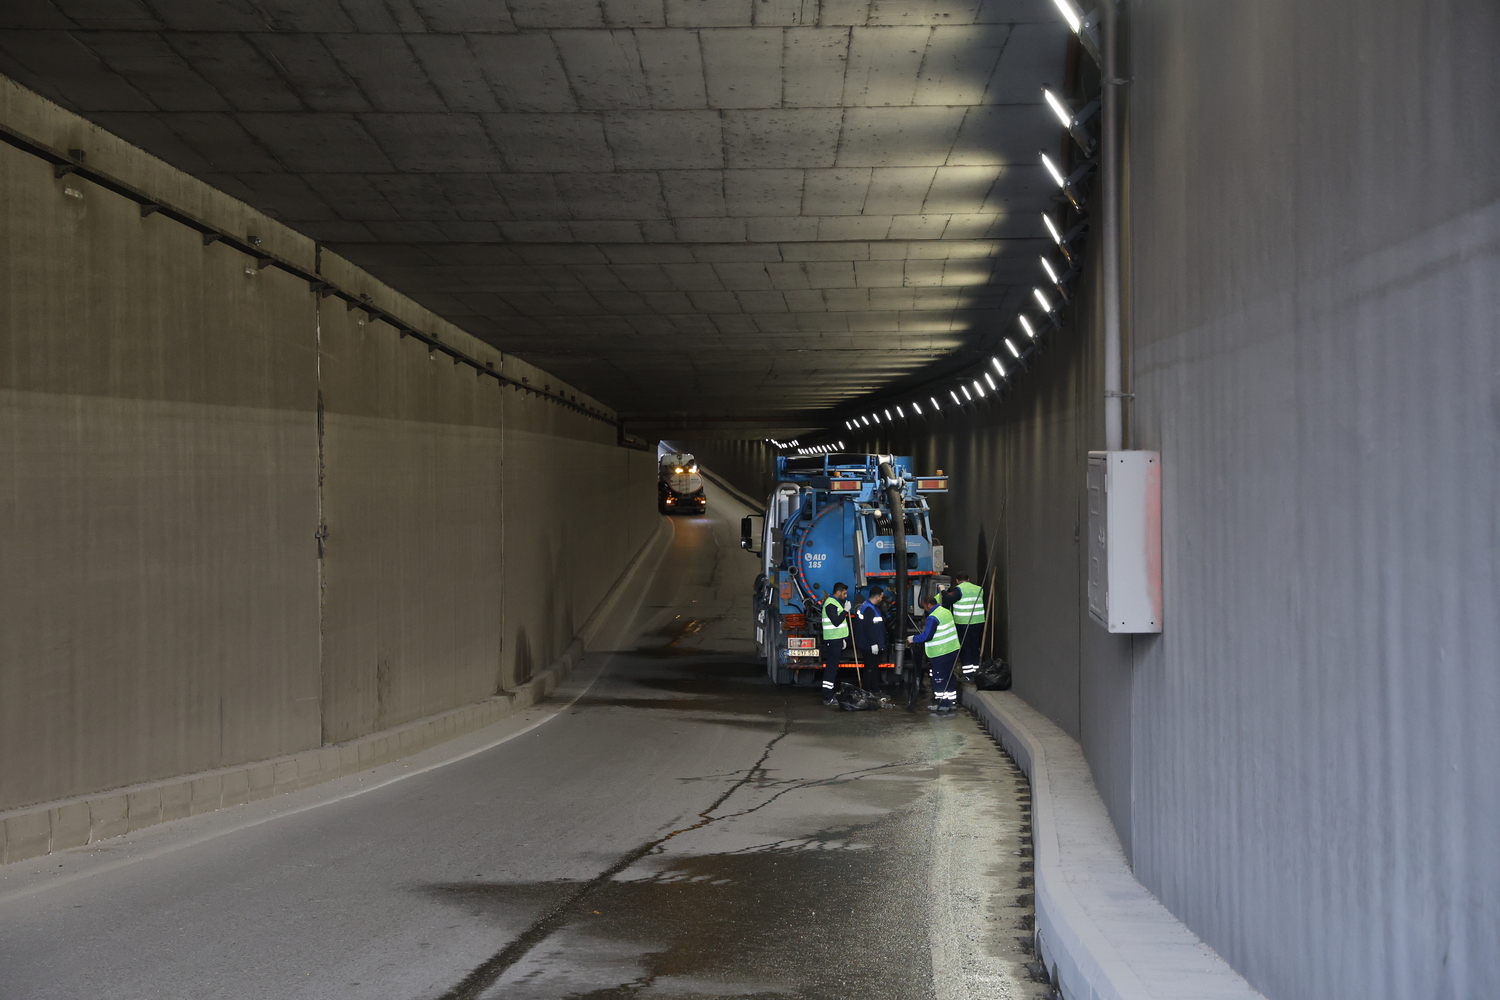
[858,653,885,692]
[956,622,984,674]
[821,637,847,697]
[928,651,959,709]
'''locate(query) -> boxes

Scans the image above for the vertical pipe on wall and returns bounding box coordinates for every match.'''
[1101,0,1124,452]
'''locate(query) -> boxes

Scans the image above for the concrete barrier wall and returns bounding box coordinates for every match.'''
[844,3,1500,998]
[0,80,658,816]
[670,439,776,504]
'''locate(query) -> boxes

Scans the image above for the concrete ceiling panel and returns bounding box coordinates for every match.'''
[164,33,302,112]
[321,34,448,113]
[171,112,287,172]
[723,168,806,216]
[405,34,505,112]
[37,0,157,31]
[658,170,727,216]
[837,105,967,166]
[801,166,872,215]
[916,24,1010,105]
[982,20,1069,100]
[364,112,499,171]
[664,0,754,29]
[844,26,929,107]
[554,29,652,110]
[8,3,1069,425]
[555,171,669,219]
[602,0,667,29]
[885,213,948,239]
[869,0,980,26]
[83,31,229,111]
[700,29,783,109]
[818,0,874,27]
[604,110,723,169]
[484,113,610,171]
[508,0,605,30]
[466,34,577,113]
[407,0,516,31]
[723,109,841,168]
[782,27,851,107]
[949,103,1056,165]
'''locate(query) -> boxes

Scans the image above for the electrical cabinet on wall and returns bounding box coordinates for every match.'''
[1087,451,1163,633]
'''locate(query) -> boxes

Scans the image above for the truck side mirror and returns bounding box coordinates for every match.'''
[740,515,764,555]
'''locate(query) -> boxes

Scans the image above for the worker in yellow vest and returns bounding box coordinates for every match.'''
[818,583,852,707]
[948,571,986,679]
[910,592,961,713]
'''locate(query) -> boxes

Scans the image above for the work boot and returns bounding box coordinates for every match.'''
[823,696,838,707]
[927,701,941,713]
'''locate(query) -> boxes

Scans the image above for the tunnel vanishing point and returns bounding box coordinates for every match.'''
[1,2,1497,999]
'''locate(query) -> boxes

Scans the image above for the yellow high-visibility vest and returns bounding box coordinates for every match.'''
[953,581,986,624]
[821,596,850,639]
[924,606,960,656]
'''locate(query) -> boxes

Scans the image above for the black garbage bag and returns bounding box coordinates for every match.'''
[975,659,1011,691]
[835,682,884,711]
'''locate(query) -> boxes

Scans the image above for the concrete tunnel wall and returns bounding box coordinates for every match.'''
[0,80,659,814]
[720,4,1500,999]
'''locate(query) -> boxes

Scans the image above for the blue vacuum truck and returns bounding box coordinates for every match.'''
[741,453,949,690]
[658,451,707,515]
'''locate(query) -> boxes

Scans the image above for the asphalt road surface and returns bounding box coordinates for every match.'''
[0,483,1049,1000]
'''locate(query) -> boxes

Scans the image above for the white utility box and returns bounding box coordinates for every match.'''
[1086,451,1163,633]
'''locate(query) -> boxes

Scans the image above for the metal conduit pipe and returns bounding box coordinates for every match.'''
[1101,0,1125,451]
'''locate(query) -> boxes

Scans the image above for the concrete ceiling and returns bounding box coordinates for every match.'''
[0,0,1068,433]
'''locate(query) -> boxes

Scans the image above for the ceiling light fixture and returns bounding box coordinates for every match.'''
[1043,214,1064,246]
[1041,257,1061,285]
[1048,0,1082,33]
[1041,152,1067,188]
[992,355,1006,376]
[1006,338,1022,358]
[1033,287,1053,312]
[961,385,973,401]
[984,371,998,390]
[1019,315,1037,339]
[1043,88,1073,127]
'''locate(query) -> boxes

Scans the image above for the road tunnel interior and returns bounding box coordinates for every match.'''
[3,3,1498,1000]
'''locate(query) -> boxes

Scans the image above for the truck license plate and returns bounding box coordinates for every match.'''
[787,647,819,657]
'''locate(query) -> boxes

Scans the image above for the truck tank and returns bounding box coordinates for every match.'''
[740,453,949,689]
[658,452,706,514]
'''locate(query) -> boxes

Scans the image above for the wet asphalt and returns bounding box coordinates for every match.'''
[0,485,1048,1000]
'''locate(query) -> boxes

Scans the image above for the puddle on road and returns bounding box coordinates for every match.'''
[633,616,730,658]
[416,696,1052,1000]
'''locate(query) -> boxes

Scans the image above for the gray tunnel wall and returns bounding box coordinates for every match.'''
[0,81,658,814]
[830,3,1500,999]
[672,439,777,503]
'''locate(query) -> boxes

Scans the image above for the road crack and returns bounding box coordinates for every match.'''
[429,702,795,1000]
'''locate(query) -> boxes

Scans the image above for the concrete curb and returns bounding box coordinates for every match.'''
[0,519,673,867]
[964,688,1268,1000]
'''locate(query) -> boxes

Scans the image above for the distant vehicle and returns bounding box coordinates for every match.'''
[740,453,949,689]
[658,452,707,515]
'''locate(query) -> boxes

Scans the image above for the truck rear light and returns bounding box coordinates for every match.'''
[787,637,817,649]
[830,480,860,491]
[915,478,948,492]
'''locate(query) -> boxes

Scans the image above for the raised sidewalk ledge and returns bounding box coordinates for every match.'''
[0,518,672,867]
[965,689,1268,1000]
[698,467,761,511]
